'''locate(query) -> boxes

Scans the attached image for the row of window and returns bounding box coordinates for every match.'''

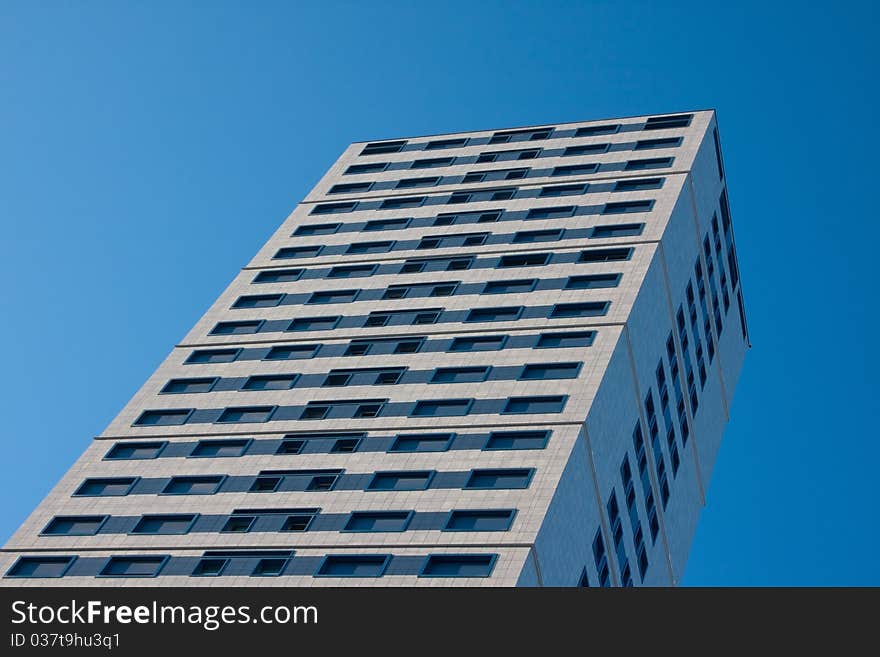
[73,467,537,497]
[5,552,499,579]
[40,507,518,536]
[330,157,675,195]
[344,138,681,177]
[184,329,596,365]
[235,272,622,310]
[356,115,693,155]
[133,395,570,427]
[105,429,551,461]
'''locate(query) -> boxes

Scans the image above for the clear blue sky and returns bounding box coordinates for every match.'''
[1,1,876,585]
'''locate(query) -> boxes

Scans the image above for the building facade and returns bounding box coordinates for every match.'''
[1,110,748,586]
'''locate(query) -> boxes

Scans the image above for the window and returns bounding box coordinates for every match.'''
[482,279,536,295]
[264,345,319,360]
[488,188,516,200]
[354,402,383,418]
[575,124,619,136]
[447,257,473,270]
[426,137,467,150]
[367,471,434,491]
[444,510,515,531]
[502,396,567,414]
[411,399,473,417]
[329,182,372,194]
[317,555,391,577]
[466,306,522,322]
[379,196,425,209]
[281,510,319,532]
[345,162,387,175]
[389,433,454,452]
[513,229,563,243]
[250,475,282,492]
[552,163,599,176]
[519,362,581,380]
[287,316,340,332]
[540,184,587,197]
[397,176,440,189]
[563,143,609,156]
[276,438,307,455]
[643,114,692,130]
[525,206,575,220]
[42,516,107,536]
[133,409,191,426]
[485,430,550,450]
[565,274,621,289]
[625,157,673,170]
[185,348,240,364]
[613,177,663,192]
[6,556,76,578]
[449,335,507,352]
[394,338,424,354]
[192,558,228,577]
[210,320,263,335]
[190,438,250,457]
[412,311,439,325]
[217,406,275,423]
[294,223,339,236]
[160,377,217,394]
[308,289,359,305]
[476,148,540,163]
[489,127,553,143]
[132,514,196,535]
[274,245,323,259]
[466,469,534,489]
[361,140,405,155]
[420,554,497,578]
[344,511,412,532]
[603,200,653,214]
[346,240,394,254]
[105,441,166,460]
[431,366,490,383]
[331,438,362,453]
[311,201,357,215]
[550,301,609,318]
[328,264,377,278]
[448,192,471,204]
[536,331,595,348]
[432,215,455,226]
[343,342,371,356]
[99,556,168,578]
[579,247,633,262]
[411,157,454,169]
[162,475,224,495]
[221,515,255,533]
[363,217,410,231]
[74,477,137,497]
[253,268,303,283]
[635,137,682,150]
[592,223,643,238]
[300,404,330,420]
[252,557,289,577]
[374,369,404,385]
[498,253,549,267]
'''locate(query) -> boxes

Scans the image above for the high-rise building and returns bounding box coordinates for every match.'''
[1,111,747,586]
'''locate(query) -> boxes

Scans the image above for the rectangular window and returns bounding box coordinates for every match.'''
[466,469,534,489]
[525,205,575,220]
[160,377,217,394]
[210,320,263,336]
[190,438,250,457]
[484,430,550,450]
[389,433,454,453]
[644,114,692,130]
[411,399,473,417]
[294,223,340,236]
[287,316,340,332]
[535,331,595,348]
[162,475,224,495]
[252,557,289,577]
[502,395,567,414]
[396,176,440,188]
[328,264,377,278]
[232,294,283,309]
[513,228,563,244]
[300,404,330,420]
[191,558,229,576]
[132,514,196,535]
[379,196,425,209]
[426,137,468,150]
[550,301,609,318]
[331,437,362,453]
[565,274,621,289]
[563,143,609,156]
[133,409,192,426]
[329,182,372,194]
[431,366,490,384]
[276,438,307,455]
[482,279,536,295]
[498,253,550,267]
[519,362,581,380]
[253,268,303,283]
[420,554,497,578]
[185,348,240,364]
[217,406,275,423]
[105,441,166,460]
[274,245,324,259]
[308,289,359,305]
[625,157,673,170]
[591,223,644,238]
[367,471,434,491]
[613,177,663,192]
[552,163,599,176]
[466,306,523,322]
[42,516,107,536]
[6,556,76,578]
[74,477,137,497]
[603,200,653,214]
[344,512,412,532]
[346,240,394,254]
[264,345,319,360]
[635,137,682,150]
[99,556,168,578]
[361,140,405,155]
[539,184,587,197]
[345,162,387,175]
[250,475,282,492]
[411,157,454,169]
[444,510,515,532]
[575,124,619,136]
[579,247,633,262]
[317,555,391,577]
[489,127,553,143]
[449,335,507,352]
[363,217,410,232]
[221,516,255,533]
[311,201,357,215]
[281,510,319,532]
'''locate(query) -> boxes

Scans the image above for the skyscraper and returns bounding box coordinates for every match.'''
[1,110,747,586]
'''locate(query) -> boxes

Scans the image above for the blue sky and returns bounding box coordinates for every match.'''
[1,1,876,585]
